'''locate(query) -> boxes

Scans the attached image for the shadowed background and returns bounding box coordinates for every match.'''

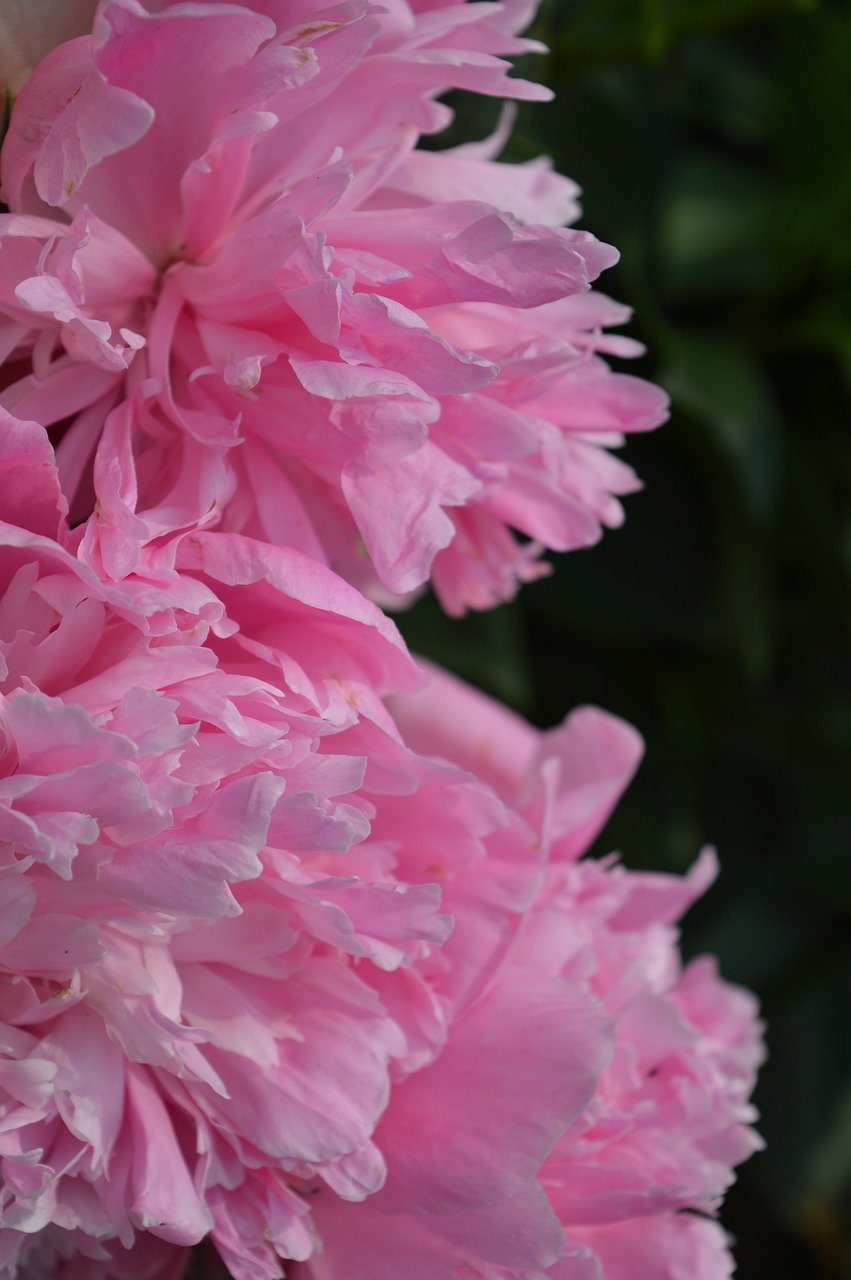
[401,1,851,1276]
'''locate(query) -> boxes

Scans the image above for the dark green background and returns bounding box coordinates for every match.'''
[405,1,851,1275]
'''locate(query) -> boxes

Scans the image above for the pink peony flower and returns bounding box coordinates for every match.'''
[0,416,764,1280]
[0,0,667,614]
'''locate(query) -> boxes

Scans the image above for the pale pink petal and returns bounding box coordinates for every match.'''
[0,409,67,538]
[376,972,613,1213]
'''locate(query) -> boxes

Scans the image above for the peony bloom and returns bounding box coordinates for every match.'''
[0,0,667,614]
[0,418,764,1280]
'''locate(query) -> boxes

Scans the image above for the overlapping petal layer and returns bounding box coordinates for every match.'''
[0,0,667,613]
[0,439,763,1277]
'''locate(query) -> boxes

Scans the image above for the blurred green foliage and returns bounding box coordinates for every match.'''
[404,0,851,1275]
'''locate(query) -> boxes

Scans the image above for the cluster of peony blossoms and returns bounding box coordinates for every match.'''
[0,2,763,1279]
